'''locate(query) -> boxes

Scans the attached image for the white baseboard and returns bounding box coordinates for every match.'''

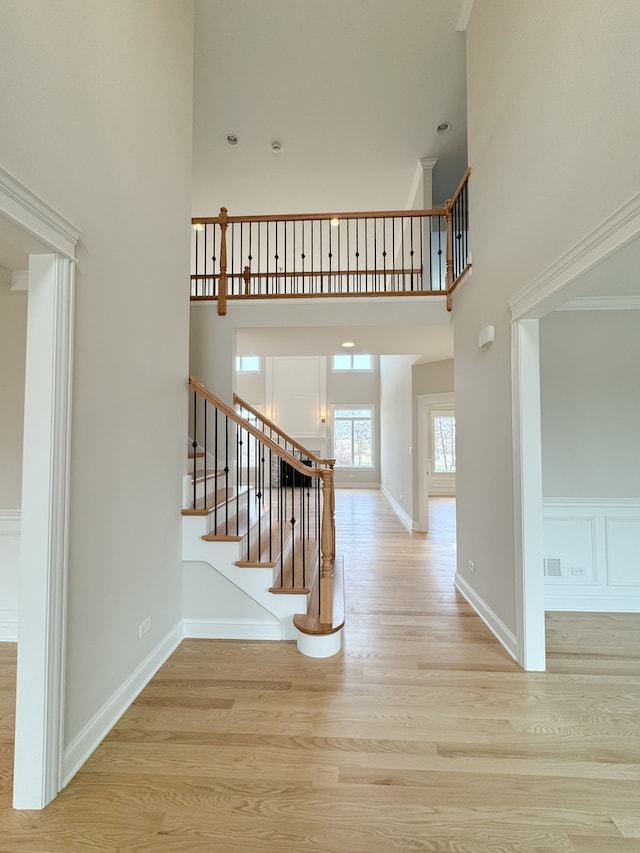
[183,618,282,641]
[454,573,518,662]
[380,485,413,532]
[546,595,640,612]
[0,609,18,642]
[62,621,183,788]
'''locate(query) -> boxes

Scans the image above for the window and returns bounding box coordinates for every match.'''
[332,406,374,468]
[432,412,456,472]
[331,353,374,371]
[235,355,261,373]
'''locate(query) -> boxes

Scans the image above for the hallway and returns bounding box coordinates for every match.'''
[1,491,640,851]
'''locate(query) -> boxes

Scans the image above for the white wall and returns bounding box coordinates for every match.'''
[458,0,640,645]
[0,283,27,638]
[379,355,415,526]
[0,0,194,757]
[0,283,27,507]
[540,310,640,499]
[540,309,640,610]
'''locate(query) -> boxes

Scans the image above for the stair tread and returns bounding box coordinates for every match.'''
[235,522,290,567]
[269,538,319,595]
[201,492,271,540]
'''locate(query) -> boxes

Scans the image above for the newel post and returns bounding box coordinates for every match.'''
[320,469,335,627]
[218,206,228,316]
[444,199,454,311]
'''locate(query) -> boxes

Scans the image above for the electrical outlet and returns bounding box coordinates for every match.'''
[139,616,151,639]
[468,560,475,573]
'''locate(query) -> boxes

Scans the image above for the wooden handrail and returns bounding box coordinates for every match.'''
[190,375,336,631]
[233,393,335,469]
[191,171,470,313]
[193,207,446,226]
[190,377,322,479]
[192,266,424,281]
[445,166,472,212]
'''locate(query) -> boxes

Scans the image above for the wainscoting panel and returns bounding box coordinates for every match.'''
[544,499,640,611]
[0,510,20,641]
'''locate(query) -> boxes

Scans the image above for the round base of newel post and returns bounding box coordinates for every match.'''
[295,627,342,658]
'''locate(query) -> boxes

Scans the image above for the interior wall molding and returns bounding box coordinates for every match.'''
[0,509,21,533]
[556,295,640,312]
[0,166,80,261]
[509,190,640,320]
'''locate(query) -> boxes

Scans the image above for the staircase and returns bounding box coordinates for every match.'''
[182,377,344,657]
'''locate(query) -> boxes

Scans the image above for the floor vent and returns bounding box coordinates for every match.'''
[544,556,562,578]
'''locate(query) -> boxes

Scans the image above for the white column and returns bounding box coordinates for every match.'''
[420,156,438,209]
[13,253,75,808]
[511,318,546,671]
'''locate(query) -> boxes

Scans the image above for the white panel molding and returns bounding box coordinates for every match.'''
[544,498,640,612]
[0,610,18,642]
[63,623,183,787]
[0,509,21,533]
[509,191,640,320]
[183,618,281,641]
[0,510,20,642]
[380,485,413,532]
[454,573,518,661]
[558,295,640,312]
[0,166,80,260]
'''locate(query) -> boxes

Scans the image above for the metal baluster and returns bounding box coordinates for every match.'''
[192,391,198,509]
[203,399,208,510]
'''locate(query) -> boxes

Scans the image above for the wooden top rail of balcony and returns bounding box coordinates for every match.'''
[191,169,470,314]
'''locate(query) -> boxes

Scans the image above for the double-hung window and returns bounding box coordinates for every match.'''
[332,406,374,468]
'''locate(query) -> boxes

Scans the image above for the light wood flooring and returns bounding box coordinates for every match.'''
[2,491,640,851]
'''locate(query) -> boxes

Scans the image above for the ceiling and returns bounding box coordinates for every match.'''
[192,0,470,217]
[192,0,470,363]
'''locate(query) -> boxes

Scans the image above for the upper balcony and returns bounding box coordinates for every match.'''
[191,169,470,316]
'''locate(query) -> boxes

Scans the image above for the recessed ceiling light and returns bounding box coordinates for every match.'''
[271,140,282,153]
[330,217,340,227]
[436,122,452,135]
[225,134,239,146]
[193,223,204,231]
[341,341,355,348]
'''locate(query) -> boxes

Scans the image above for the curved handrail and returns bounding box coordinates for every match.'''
[190,376,321,479]
[233,393,335,470]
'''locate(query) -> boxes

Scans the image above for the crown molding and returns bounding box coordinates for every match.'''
[0,166,80,261]
[509,190,640,320]
[557,295,640,312]
[419,157,438,172]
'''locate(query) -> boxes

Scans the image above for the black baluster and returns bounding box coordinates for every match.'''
[192,390,197,510]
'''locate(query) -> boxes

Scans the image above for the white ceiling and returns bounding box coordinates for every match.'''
[192,0,469,217]
[192,0,468,363]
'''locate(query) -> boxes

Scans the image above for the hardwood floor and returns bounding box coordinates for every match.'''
[2,491,640,851]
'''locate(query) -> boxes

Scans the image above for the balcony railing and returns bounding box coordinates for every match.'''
[191,169,470,314]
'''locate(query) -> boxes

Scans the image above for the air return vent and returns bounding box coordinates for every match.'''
[544,557,562,578]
